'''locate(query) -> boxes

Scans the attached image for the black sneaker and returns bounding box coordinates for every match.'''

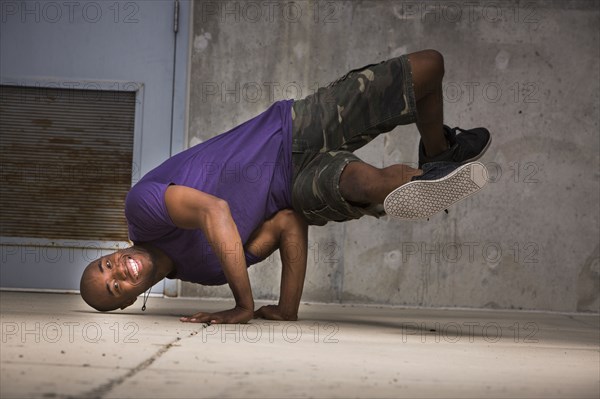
[383,161,488,220]
[418,125,492,168]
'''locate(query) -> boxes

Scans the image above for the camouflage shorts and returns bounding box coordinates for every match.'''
[291,54,418,226]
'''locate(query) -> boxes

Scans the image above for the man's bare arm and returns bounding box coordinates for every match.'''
[164,185,254,324]
[249,210,308,321]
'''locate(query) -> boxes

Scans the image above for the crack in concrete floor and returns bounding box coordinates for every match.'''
[75,329,205,399]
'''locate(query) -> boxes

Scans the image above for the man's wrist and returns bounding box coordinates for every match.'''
[280,311,298,321]
[277,303,298,319]
[236,301,255,312]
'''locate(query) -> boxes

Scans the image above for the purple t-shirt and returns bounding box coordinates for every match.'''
[124,100,294,285]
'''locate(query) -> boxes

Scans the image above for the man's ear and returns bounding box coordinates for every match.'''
[120,297,137,310]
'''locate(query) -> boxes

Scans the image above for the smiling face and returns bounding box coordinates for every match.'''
[80,246,160,311]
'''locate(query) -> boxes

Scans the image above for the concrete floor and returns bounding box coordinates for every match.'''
[0,292,598,399]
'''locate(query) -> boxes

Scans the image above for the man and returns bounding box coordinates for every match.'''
[80,50,491,323]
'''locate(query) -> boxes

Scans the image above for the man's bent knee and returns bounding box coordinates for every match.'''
[410,49,445,80]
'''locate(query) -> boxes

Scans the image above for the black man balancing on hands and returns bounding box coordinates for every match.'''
[80,50,491,323]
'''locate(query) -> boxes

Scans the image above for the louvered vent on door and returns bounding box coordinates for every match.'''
[0,85,135,241]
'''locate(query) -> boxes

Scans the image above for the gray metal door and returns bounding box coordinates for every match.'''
[0,0,190,296]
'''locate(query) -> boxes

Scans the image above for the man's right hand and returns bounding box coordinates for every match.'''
[254,304,298,321]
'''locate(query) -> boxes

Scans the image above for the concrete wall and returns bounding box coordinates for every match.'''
[183,0,599,313]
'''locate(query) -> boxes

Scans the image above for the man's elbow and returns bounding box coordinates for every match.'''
[202,198,232,225]
[212,198,230,214]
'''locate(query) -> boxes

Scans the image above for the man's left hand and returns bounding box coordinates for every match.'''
[180,306,253,324]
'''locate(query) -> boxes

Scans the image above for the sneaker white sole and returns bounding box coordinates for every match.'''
[383,161,488,220]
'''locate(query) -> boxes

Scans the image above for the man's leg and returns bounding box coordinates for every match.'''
[339,162,421,205]
[409,50,492,167]
[340,49,492,210]
[341,159,488,219]
[291,49,490,224]
[339,49,448,205]
[409,50,448,158]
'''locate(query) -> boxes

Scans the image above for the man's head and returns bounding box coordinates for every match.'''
[80,245,161,312]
